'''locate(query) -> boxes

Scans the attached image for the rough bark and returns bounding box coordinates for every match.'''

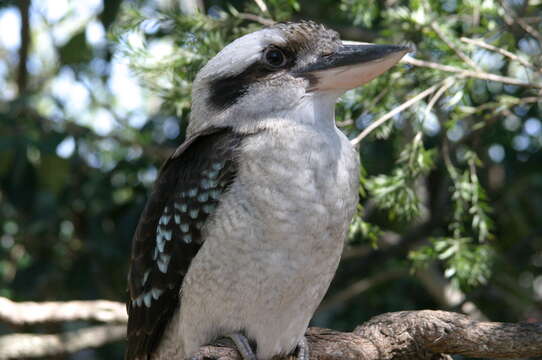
[1,297,541,360]
[192,310,542,360]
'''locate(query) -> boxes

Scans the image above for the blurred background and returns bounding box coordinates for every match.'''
[0,0,541,358]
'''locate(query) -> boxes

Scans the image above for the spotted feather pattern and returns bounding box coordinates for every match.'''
[126,128,243,360]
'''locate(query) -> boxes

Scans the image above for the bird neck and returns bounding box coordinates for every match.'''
[187,91,342,136]
[236,92,340,135]
[290,91,340,130]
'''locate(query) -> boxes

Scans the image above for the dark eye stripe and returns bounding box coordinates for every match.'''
[208,70,253,110]
[208,47,295,110]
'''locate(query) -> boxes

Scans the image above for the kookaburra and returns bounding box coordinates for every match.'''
[126,21,407,360]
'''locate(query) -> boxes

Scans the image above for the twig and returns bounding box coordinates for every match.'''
[350,82,442,146]
[0,297,127,325]
[237,12,275,26]
[500,0,542,44]
[414,265,487,321]
[341,231,400,261]
[431,24,482,71]
[456,95,542,145]
[0,325,125,359]
[318,269,404,312]
[338,88,389,128]
[442,135,458,178]
[336,119,354,127]
[460,37,541,73]
[425,76,455,116]
[459,95,541,115]
[521,16,542,24]
[402,56,542,88]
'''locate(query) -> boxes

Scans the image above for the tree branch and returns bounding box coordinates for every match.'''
[460,36,542,73]
[191,311,542,360]
[402,56,542,88]
[318,269,404,312]
[350,82,442,146]
[1,296,541,360]
[0,297,127,325]
[500,0,542,44]
[431,24,482,71]
[16,0,31,95]
[354,310,542,359]
[237,13,276,26]
[0,325,125,359]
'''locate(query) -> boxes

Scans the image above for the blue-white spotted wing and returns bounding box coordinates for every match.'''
[126,128,242,360]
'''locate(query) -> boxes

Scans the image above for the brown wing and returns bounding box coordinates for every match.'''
[125,127,243,360]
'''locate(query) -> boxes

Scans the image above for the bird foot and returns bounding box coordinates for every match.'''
[291,336,309,360]
[282,336,311,360]
[204,333,309,360]
[226,333,257,360]
[208,332,256,360]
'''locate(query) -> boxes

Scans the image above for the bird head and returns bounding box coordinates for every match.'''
[188,21,409,134]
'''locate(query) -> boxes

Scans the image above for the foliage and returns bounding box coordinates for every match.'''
[364,132,435,221]
[1,0,541,358]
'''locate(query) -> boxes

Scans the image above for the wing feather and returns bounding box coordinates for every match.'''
[126,127,243,360]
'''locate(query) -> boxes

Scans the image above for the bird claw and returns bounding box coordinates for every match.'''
[295,336,309,360]
[226,333,257,360]
[209,333,309,360]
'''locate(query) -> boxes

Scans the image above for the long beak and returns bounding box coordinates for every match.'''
[299,42,410,91]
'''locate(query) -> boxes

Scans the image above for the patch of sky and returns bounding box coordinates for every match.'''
[138,166,158,185]
[524,118,541,136]
[422,112,440,136]
[442,0,457,12]
[355,113,373,130]
[129,112,148,129]
[0,8,21,51]
[34,0,69,23]
[504,115,521,131]
[56,136,76,158]
[91,108,116,136]
[33,29,56,67]
[86,20,106,47]
[90,58,108,76]
[50,66,91,116]
[447,123,464,142]
[126,146,143,161]
[208,5,227,19]
[472,49,504,72]
[513,134,530,151]
[163,117,180,139]
[504,84,519,94]
[518,37,541,56]
[108,57,144,113]
[27,54,44,75]
[488,144,505,163]
[78,141,102,168]
[514,104,530,117]
[508,61,534,83]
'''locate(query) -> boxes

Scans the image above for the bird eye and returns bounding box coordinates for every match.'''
[263,47,288,68]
